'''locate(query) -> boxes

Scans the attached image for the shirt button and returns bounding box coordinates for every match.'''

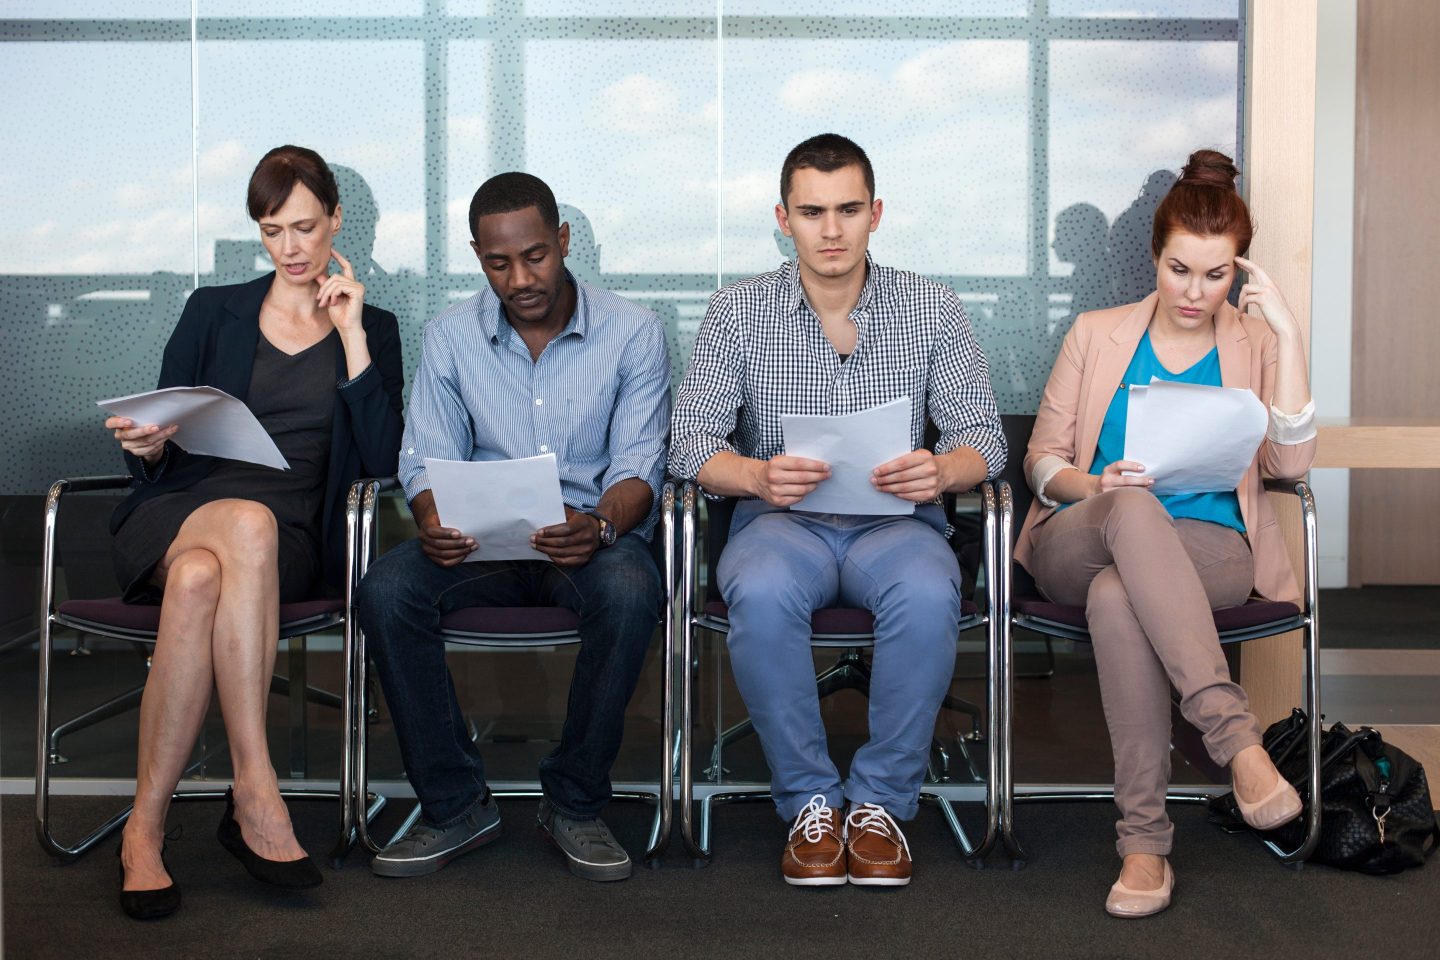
[407,447,415,455]
[540,444,549,452]
[534,398,543,405]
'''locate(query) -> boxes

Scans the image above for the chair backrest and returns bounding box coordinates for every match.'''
[999,414,1042,598]
[702,496,738,606]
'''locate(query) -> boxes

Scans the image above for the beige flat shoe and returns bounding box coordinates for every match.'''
[1233,771,1303,831]
[1105,860,1173,919]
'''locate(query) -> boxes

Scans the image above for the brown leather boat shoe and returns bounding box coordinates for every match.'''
[844,802,912,887]
[781,795,846,887]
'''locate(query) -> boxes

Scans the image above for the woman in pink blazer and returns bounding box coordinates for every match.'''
[1016,151,1317,918]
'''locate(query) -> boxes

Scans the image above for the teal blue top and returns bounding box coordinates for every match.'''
[1064,331,1245,532]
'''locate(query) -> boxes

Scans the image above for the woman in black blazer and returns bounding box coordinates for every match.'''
[103,146,404,918]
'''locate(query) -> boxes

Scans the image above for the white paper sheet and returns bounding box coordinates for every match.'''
[1122,380,1268,495]
[780,397,915,516]
[96,386,289,470]
[423,454,568,562]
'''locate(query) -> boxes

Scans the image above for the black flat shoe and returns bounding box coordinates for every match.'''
[217,787,323,889]
[118,838,181,920]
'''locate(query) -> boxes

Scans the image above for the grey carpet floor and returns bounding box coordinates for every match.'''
[5,794,1439,960]
[1319,586,1439,649]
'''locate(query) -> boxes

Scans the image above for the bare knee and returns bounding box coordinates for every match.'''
[162,548,222,609]
[215,500,279,561]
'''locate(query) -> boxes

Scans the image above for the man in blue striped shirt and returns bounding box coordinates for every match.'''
[356,173,670,882]
[670,134,1005,888]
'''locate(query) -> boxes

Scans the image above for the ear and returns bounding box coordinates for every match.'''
[331,204,343,236]
[869,198,884,233]
[469,239,483,263]
[557,221,571,259]
[774,202,792,238]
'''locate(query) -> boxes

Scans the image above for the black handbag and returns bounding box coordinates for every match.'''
[1211,708,1440,873]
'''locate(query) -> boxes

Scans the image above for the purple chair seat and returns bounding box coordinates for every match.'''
[1013,595,1301,637]
[55,597,344,637]
[702,598,979,636]
[439,606,581,638]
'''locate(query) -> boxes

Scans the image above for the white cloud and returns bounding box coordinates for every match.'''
[779,68,881,115]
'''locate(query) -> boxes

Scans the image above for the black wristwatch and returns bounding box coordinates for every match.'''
[590,512,617,548]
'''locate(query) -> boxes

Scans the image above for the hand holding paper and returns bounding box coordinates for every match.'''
[97,386,289,470]
[1122,380,1267,495]
[780,398,915,516]
[424,454,568,562]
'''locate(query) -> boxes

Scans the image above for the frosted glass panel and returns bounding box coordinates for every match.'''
[1049,40,1240,305]
[1051,1,1238,16]
[0,41,192,488]
[722,39,1029,278]
[525,39,718,277]
[1,4,1242,488]
[4,2,187,16]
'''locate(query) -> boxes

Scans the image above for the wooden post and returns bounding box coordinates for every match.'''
[1241,0,1318,726]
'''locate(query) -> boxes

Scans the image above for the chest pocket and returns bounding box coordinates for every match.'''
[560,392,612,464]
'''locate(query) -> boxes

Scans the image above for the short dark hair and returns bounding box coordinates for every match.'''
[469,172,560,241]
[779,133,875,207]
[246,145,339,221]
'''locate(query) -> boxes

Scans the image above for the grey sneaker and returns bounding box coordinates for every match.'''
[371,793,501,878]
[536,798,632,882]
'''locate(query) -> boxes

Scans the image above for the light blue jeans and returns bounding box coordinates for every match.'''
[717,500,963,821]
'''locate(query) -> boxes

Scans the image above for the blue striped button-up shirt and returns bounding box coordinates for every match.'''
[399,274,672,537]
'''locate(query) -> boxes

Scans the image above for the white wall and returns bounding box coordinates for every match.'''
[1310,0,1357,588]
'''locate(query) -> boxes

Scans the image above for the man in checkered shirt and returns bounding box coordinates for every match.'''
[669,134,1005,888]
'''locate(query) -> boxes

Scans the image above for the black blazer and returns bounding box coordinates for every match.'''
[110,272,406,592]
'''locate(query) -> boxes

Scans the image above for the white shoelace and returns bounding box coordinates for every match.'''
[788,794,838,844]
[844,803,911,860]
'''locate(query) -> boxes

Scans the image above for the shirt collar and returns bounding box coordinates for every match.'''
[783,251,880,318]
[479,270,587,345]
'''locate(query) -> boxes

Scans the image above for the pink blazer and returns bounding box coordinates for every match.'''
[1015,293,1316,604]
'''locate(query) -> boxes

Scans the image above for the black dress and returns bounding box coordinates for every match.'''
[113,330,339,603]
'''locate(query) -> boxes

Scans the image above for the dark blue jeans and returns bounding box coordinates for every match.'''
[355,534,661,826]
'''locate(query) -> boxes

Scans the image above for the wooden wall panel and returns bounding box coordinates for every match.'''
[1351,0,1440,585]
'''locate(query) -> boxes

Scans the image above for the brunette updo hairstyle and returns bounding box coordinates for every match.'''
[246,145,340,221]
[1150,149,1253,259]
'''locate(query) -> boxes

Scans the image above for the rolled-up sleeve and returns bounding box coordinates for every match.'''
[398,321,473,503]
[927,298,1007,480]
[602,316,672,498]
[668,290,745,480]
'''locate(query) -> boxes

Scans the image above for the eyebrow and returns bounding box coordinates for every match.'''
[483,241,549,260]
[259,217,317,229]
[1168,257,1231,273]
[794,200,868,213]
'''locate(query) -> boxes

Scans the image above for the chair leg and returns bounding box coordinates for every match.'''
[287,636,308,780]
[47,683,146,765]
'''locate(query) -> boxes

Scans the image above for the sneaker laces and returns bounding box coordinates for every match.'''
[844,803,911,860]
[788,794,837,845]
[563,818,616,849]
[402,822,445,847]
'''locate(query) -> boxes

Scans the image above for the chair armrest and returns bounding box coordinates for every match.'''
[40,475,133,619]
[347,476,400,584]
[1262,478,1311,497]
[47,475,132,497]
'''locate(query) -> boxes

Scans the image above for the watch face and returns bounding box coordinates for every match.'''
[597,516,616,546]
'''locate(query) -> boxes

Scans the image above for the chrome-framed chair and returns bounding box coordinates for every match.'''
[993,414,1322,866]
[34,475,384,865]
[343,477,675,867]
[672,479,1015,867]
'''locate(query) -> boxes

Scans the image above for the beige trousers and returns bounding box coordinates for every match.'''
[1028,488,1261,857]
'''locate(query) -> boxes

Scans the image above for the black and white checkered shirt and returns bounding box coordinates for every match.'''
[669,254,1006,486]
